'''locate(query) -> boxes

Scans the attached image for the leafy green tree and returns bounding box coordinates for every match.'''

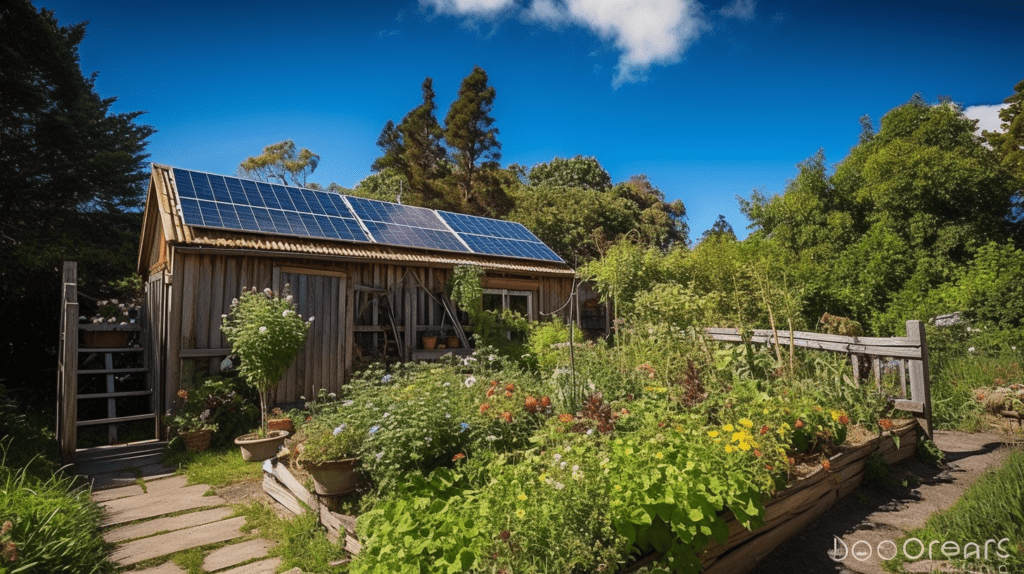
[699,215,737,242]
[444,66,503,213]
[372,78,452,209]
[527,155,612,190]
[611,175,689,249]
[239,140,320,186]
[984,78,1024,239]
[352,168,408,203]
[0,0,153,388]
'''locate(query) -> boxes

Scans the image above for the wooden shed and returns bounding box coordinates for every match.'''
[137,165,580,422]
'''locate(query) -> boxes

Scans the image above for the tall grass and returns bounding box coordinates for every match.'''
[887,449,1024,572]
[0,444,115,574]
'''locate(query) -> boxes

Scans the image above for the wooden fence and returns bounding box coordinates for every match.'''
[704,319,932,438]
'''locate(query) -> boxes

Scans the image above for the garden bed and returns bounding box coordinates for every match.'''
[261,419,918,573]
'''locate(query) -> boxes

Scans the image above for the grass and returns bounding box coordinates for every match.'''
[885,448,1024,573]
[163,447,263,487]
[234,502,349,572]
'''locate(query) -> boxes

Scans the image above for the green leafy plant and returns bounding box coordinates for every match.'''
[221,285,311,435]
[167,376,257,448]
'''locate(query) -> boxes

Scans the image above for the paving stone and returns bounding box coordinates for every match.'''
[100,484,223,526]
[110,517,246,565]
[104,507,234,543]
[130,561,187,574]
[216,557,282,574]
[202,538,274,571]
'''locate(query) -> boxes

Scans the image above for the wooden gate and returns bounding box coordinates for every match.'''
[57,262,157,465]
[704,320,932,438]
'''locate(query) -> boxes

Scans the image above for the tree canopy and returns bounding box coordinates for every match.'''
[238,140,320,187]
[0,0,154,385]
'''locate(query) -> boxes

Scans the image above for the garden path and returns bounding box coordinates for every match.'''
[749,430,1014,574]
[90,472,282,573]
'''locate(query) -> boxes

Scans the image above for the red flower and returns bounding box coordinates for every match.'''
[452,453,465,462]
[490,380,498,387]
[505,383,515,392]
[765,464,773,471]
[795,419,804,429]
[760,425,769,435]
[821,459,831,471]
[540,396,551,408]
[754,449,762,457]
[787,456,795,466]
[498,530,510,541]
[559,413,573,423]
[505,391,513,399]
[480,403,491,413]
[502,411,513,423]
[838,415,850,425]
[878,418,894,431]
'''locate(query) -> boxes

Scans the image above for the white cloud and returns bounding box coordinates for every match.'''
[425,0,708,87]
[963,104,1008,134]
[421,0,516,15]
[719,0,755,20]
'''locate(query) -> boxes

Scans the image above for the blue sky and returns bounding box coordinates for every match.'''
[40,0,1023,239]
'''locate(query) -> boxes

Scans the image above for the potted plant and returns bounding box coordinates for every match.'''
[81,298,142,348]
[166,406,218,452]
[222,285,312,462]
[443,328,460,349]
[267,407,295,434]
[296,421,363,496]
[421,330,439,350]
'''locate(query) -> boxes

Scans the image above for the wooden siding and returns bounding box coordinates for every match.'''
[162,248,579,411]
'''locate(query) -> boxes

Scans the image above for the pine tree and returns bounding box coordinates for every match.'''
[443,66,502,213]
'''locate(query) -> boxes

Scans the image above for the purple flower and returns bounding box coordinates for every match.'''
[369,425,380,435]
[459,422,470,433]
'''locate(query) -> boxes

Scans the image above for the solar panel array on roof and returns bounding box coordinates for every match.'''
[437,211,564,262]
[168,167,564,264]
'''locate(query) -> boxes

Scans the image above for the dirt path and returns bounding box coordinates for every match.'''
[749,430,1014,574]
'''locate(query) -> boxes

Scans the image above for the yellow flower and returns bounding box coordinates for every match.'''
[722,424,735,432]
[516,509,525,518]
[655,452,664,459]
[614,484,622,491]
[762,408,770,415]
[738,441,751,451]
[740,418,754,429]
[539,473,547,482]
[517,493,527,501]
[724,444,735,453]
[732,431,745,443]
[674,425,684,433]
[708,430,720,438]
[831,410,841,422]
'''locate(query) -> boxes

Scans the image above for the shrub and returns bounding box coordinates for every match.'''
[221,285,311,434]
[167,376,258,449]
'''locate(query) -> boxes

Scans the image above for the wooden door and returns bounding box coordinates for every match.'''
[275,268,347,404]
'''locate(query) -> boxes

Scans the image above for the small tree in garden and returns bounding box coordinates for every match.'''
[221,285,311,435]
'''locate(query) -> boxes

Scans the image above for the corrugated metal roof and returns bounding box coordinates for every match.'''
[148,164,575,276]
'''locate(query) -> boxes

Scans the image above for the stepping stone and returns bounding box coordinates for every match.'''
[100,484,223,527]
[217,557,282,574]
[110,516,246,565]
[104,507,234,543]
[93,475,189,503]
[203,538,274,571]
[131,562,187,574]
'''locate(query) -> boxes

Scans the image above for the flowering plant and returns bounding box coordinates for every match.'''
[86,298,142,325]
[298,420,365,465]
[221,285,311,435]
[166,406,218,434]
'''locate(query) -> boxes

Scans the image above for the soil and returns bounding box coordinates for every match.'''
[749,427,1021,574]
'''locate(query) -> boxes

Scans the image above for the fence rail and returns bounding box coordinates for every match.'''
[704,319,932,438]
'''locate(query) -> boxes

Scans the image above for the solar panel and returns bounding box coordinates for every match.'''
[170,168,370,244]
[344,196,470,253]
[168,167,566,264]
[437,211,565,263]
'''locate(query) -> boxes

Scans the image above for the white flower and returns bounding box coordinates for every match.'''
[221,314,227,319]
[231,298,239,307]
[464,376,476,388]
[282,310,293,317]
[376,451,384,460]
[308,316,315,323]
[425,436,432,443]
[560,461,567,469]
[383,412,390,418]
[443,382,450,387]
[333,424,347,436]
[554,481,565,490]
[968,347,976,353]
[564,445,572,452]
[342,400,354,407]
[554,453,562,462]
[259,326,267,333]
[328,392,336,399]
[264,288,273,297]
[285,295,293,303]
[586,428,594,436]
[486,435,497,441]
[445,413,451,418]
[488,354,497,361]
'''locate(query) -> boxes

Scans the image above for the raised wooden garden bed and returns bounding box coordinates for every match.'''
[697,420,918,574]
[261,459,362,556]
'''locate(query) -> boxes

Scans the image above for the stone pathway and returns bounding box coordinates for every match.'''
[91,473,281,573]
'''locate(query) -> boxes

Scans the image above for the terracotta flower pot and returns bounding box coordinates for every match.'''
[304,458,361,496]
[445,336,460,349]
[268,418,294,434]
[234,430,288,462]
[421,336,438,350]
[81,330,131,348]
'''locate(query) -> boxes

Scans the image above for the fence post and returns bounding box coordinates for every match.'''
[59,261,79,465]
[906,320,932,439]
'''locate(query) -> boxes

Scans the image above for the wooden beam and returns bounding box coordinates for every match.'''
[906,320,932,438]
